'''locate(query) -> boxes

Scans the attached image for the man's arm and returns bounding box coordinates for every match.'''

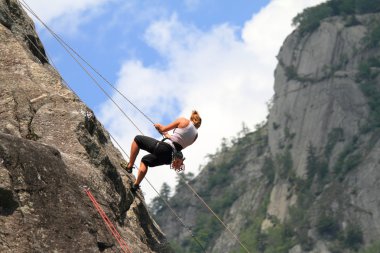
[154,117,188,134]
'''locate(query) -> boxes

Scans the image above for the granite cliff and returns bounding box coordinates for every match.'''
[0,0,171,252]
[154,2,380,253]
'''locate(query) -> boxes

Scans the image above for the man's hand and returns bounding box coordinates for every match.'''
[154,123,163,133]
[172,158,185,172]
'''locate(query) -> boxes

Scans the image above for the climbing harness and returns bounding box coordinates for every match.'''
[17,2,251,252]
[12,1,202,248]
[109,135,206,252]
[161,138,186,172]
[170,150,185,172]
[83,186,132,253]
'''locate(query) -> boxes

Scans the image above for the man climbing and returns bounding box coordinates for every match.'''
[122,110,202,192]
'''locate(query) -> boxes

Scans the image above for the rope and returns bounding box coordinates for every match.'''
[4,3,135,252]
[177,173,251,253]
[18,2,250,252]
[14,2,206,251]
[41,27,155,126]
[109,135,207,253]
[19,0,144,135]
[84,187,132,253]
[3,0,68,92]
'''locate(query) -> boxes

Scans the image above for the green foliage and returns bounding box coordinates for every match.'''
[272,122,280,130]
[344,15,361,27]
[343,153,362,171]
[360,81,380,129]
[175,172,194,192]
[322,222,364,252]
[262,157,275,184]
[306,143,319,182]
[355,0,380,15]
[344,224,363,250]
[211,190,239,212]
[357,58,380,81]
[282,56,348,82]
[288,206,314,251]
[278,126,295,150]
[191,213,220,251]
[206,164,232,190]
[254,129,269,157]
[357,62,372,81]
[289,206,309,229]
[317,160,329,183]
[325,128,344,158]
[292,2,333,35]
[284,127,296,141]
[357,58,380,132]
[169,241,185,253]
[334,136,362,179]
[149,183,171,215]
[334,151,361,179]
[294,178,314,208]
[232,194,270,253]
[368,57,380,68]
[292,0,380,35]
[360,241,380,253]
[179,153,245,251]
[186,180,243,251]
[334,0,356,15]
[261,223,296,253]
[305,143,329,187]
[330,0,380,16]
[175,124,271,252]
[316,214,340,239]
[203,124,268,193]
[284,65,298,81]
[275,149,293,179]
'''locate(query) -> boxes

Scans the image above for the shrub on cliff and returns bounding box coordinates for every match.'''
[293,0,380,35]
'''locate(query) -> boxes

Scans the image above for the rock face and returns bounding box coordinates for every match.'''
[268,13,380,246]
[0,0,171,252]
[155,10,380,253]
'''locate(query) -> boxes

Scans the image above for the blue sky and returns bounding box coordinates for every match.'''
[23,0,327,202]
[32,0,269,110]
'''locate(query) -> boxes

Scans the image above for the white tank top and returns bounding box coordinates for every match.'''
[170,122,198,149]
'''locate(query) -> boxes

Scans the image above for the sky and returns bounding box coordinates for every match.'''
[21,0,327,203]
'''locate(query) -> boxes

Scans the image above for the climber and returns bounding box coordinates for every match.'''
[122,110,202,193]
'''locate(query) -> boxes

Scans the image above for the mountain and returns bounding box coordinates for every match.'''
[0,0,172,252]
[153,1,380,252]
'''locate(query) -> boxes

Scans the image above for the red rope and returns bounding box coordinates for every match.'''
[84,188,132,253]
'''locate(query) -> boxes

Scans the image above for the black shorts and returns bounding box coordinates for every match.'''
[134,135,173,167]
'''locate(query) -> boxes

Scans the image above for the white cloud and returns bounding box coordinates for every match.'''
[24,0,328,203]
[99,0,328,202]
[20,0,111,34]
[243,0,327,66]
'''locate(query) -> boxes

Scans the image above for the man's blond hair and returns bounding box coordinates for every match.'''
[190,110,202,128]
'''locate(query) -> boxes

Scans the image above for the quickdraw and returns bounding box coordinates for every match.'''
[170,150,185,172]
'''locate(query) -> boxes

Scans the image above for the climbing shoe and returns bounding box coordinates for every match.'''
[131,184,140,193]
[121,161,134,173]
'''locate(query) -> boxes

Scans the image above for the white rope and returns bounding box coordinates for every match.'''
[17,2,251,252]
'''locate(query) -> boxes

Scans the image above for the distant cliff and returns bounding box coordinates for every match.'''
[0,0,171,252]
[154,2,380,253]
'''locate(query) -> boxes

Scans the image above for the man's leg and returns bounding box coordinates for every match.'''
[129,135,158,168]
[128,139,139,168]
[134,161,148,186]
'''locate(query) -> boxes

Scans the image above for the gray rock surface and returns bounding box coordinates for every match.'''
[0,0,172,252]
[155,13,380,253]
[268,14,380,245]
